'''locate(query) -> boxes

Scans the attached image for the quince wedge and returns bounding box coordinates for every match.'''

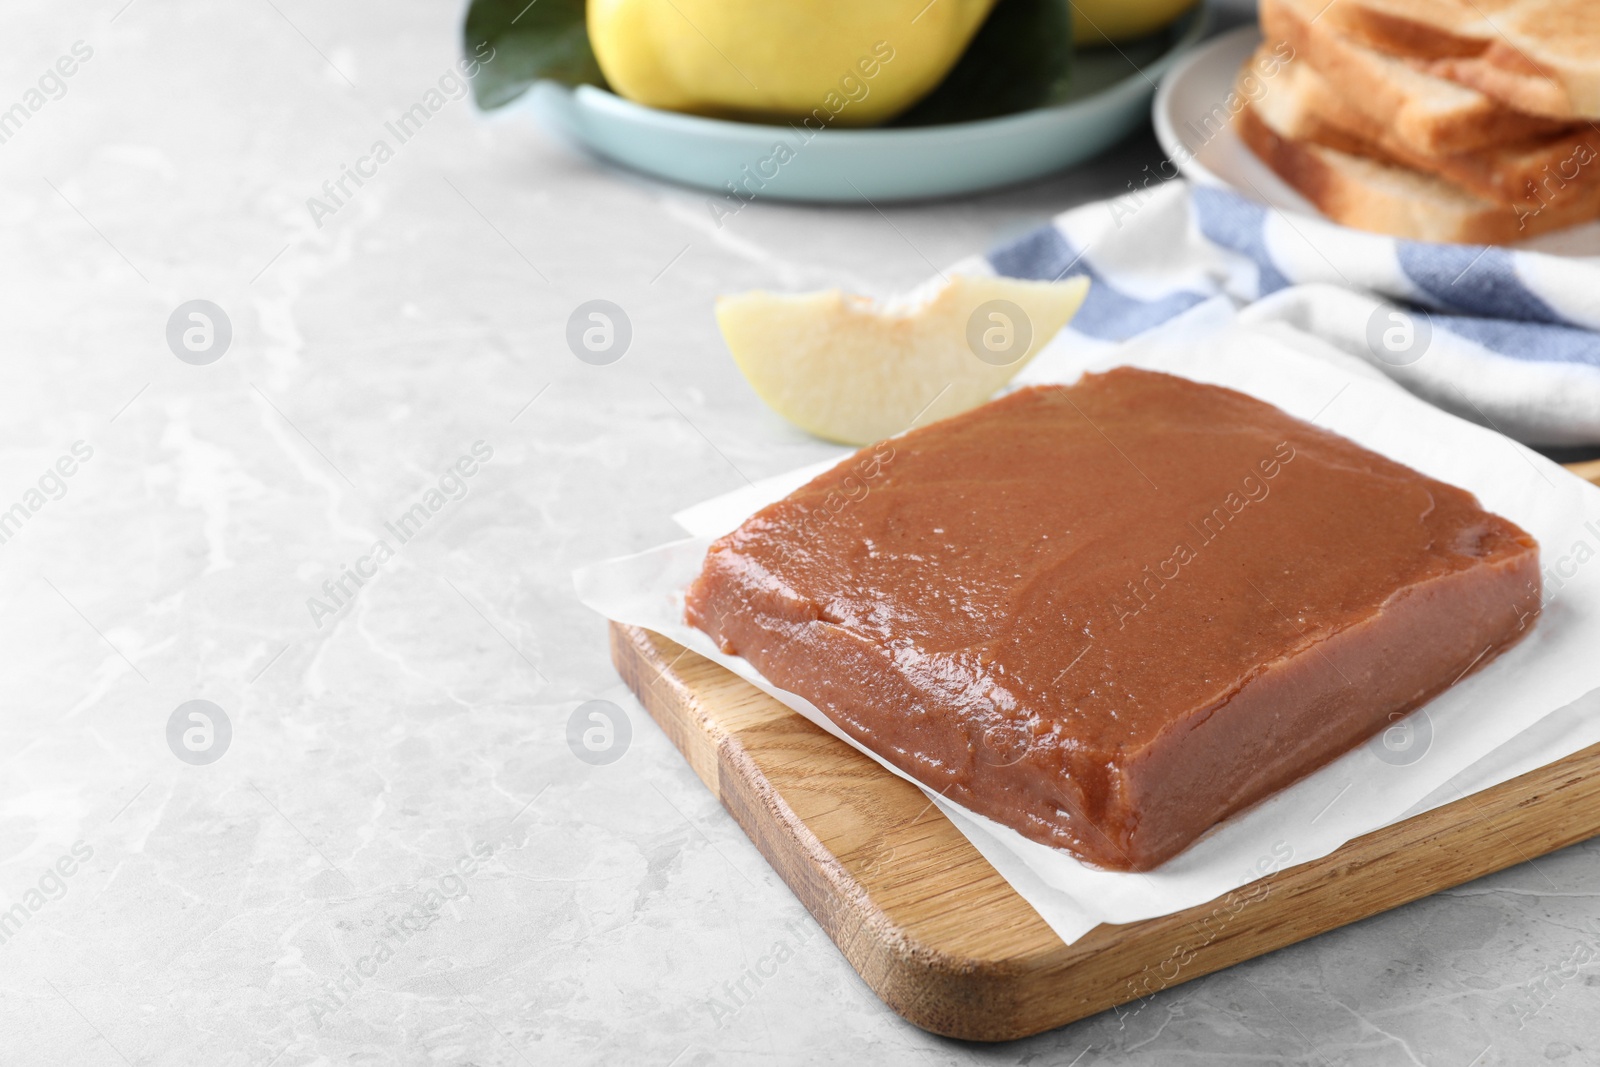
[586,0,1000,125]
[716,275,1090,446]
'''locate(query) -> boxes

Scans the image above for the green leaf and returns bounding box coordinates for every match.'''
[463,0,607,110]
[891,0,1074,127]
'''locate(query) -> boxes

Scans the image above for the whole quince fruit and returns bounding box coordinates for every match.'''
[586,0,1000,125]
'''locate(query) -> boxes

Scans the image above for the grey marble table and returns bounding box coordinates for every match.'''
[1,1,1595,1064]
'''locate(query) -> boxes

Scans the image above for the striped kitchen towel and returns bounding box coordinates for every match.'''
[981,180,1600,447]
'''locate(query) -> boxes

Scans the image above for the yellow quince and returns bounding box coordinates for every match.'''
[1071,0,1198,45]
[586,0,1001,126]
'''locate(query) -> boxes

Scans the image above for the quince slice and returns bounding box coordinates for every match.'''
[716,274,1089,445]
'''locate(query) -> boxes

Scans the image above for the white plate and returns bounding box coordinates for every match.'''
[1152,26,1600,254]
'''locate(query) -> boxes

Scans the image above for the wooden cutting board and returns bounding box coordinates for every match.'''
[611,461,1600,1042]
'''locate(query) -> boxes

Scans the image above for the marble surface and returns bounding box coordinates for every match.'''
[2,0,1598,1064]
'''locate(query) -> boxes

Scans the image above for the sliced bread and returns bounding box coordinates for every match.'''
[1247,45,1600,210]
[1314,0,1492,58]
[1260,0,1571,153]
[1320,0,1600,119]
[1236,86,1600,243]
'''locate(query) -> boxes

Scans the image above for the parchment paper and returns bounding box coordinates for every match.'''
[575,304,1600,947]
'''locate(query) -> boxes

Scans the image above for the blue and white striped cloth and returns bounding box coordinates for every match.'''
[981,181,1600,447]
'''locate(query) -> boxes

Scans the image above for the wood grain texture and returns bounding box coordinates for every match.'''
[611,463,1600,1041]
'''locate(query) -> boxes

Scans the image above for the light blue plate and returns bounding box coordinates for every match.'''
[514,7,1209,203]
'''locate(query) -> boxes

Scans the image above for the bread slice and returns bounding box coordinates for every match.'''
[1318,0,1600,120]
[1314,0,1494,58]
[1236,85,1600,243]
[1245,45,1600,210]
[1260,0,1570,154]
[1427,46,1600,123]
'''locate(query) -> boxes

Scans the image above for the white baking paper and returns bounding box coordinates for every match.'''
[575,303,1600,947]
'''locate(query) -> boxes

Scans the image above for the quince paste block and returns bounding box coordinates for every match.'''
[686,368,1541,871]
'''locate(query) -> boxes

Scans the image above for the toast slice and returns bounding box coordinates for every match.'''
[1314,0,1495,58]
[1244,45,1600,210]
[1236,83,1600,243]
[1318,0,1600,120]
[1261,0,1571,153]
